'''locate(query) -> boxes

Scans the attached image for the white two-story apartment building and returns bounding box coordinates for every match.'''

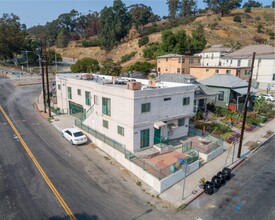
[56,74,195,153]
[200,44,232,66]
[221,44,275,90]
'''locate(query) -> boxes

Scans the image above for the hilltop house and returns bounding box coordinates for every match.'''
[221,44,275,90]
[200,44,232,66]
[157,54,201,75]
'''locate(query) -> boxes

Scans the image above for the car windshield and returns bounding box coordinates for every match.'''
[73,131,84,137]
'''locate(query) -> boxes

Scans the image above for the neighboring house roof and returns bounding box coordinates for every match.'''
[232,87,257,95]
[203,44,232,53]
[159,73,197,83]
[159,74,219,96]
[157,54,200,58]
[200,74,248,88]
[224,44,275,59]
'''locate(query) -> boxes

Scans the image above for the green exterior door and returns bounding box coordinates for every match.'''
[69,101,84,118]
[154,128,161,144]
[140,129,150,148]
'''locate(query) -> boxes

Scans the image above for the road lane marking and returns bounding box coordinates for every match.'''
[0,105,76,220]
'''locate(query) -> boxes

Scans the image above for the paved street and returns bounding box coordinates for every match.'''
[0,75,174,219]
[179,136,275,220]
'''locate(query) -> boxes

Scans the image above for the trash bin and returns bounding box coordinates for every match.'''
[204,181,214,195]
[211,175,222,188]
[222,167,231,180]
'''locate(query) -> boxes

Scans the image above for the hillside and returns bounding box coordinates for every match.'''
[55,8,275,68]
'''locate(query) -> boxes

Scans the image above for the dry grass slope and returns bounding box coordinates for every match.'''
[55,8,275,68]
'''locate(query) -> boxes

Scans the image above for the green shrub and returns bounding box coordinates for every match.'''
[120,52,137,63]
[82,38,100,47]
[233,15,242,23]
[244,7,251,13]
[138,36,149,47]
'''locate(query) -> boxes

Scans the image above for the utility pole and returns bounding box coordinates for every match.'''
[237,52,256,158]
[44,46,51,117]
[41,55,47,113]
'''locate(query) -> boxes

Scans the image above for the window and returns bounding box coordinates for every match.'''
[94,95,98,105]
[85,91,91,106]
[158,67,161,73]
[164,97,171,101]
[68,87,72,99]
[117,126,124,136]
[273,73,275,81]
[103,120,109,129]
[77,89,81,96]
[166,58,168,62]
[215,69,219,74]
[57,84,61,90]
[245,70,250,75]
[102,97,111,116]
[177,68,180,74]
[211,53,213,59]
[218,91,224,101]
[237,60,241,66]
[182,68,185,74]
[178,118,185,127]
[237,69,241,77]
[141,103,151,113]
[140,129,150,148]
[189,58,194,64]
[248,59,252,67]
[178,58,182,63]
[226,70,231,74]
[183,97,190,105]
[165,68,168,71]
[230,60,233,64]
[182,58,185,63]
[198,59,201,64]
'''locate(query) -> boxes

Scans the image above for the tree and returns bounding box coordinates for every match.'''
[71,57,100,73]
[161,30,177,52]
[56,29,70,48]
[47,49,62,64]
[243,0,262,8]
[57,10,79,32]
[99,0,131,50]
[272,0,275,8]
[203,0,242,17]
[128,4,160,27]
[0,13,27,61]
[127,61,155,78]
[167,0,180,19]
[113,0,131,41]
[180,0,197,17]
[173,30,188,54]
[100,59,121,76]
[188,26,207,54]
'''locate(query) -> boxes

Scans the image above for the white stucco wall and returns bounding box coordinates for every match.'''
[56,74,195,152]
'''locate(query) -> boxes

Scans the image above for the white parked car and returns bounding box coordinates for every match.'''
[259,94,275,102]
[62,128,88,145]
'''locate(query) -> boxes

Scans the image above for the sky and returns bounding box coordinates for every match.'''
[0,0,273,28]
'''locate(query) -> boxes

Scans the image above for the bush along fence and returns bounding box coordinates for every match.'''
[75,119,196,180]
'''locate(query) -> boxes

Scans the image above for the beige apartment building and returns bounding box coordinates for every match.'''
[157,54,201,75]
[190,66,251,81]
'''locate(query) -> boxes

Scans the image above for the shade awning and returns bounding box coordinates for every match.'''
[232,87,257,95]
[154,121,167,129]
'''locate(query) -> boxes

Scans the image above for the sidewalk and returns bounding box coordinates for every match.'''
[35,93,275,208]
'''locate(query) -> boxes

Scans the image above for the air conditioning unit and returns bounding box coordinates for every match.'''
[127,82,141,90]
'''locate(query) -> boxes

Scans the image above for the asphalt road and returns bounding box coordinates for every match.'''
[180,136,275,220]
[0,75,176,219]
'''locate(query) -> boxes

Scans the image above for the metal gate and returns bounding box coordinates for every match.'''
[69,101,84,119]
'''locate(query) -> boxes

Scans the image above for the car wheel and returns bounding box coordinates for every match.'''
[70,139,74,145]
[62,132,64,137]
[267,98,271,101]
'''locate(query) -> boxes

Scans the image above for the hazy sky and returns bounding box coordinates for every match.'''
[0,0,273,28]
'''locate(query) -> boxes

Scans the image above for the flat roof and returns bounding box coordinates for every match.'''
[56,73,193,90]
